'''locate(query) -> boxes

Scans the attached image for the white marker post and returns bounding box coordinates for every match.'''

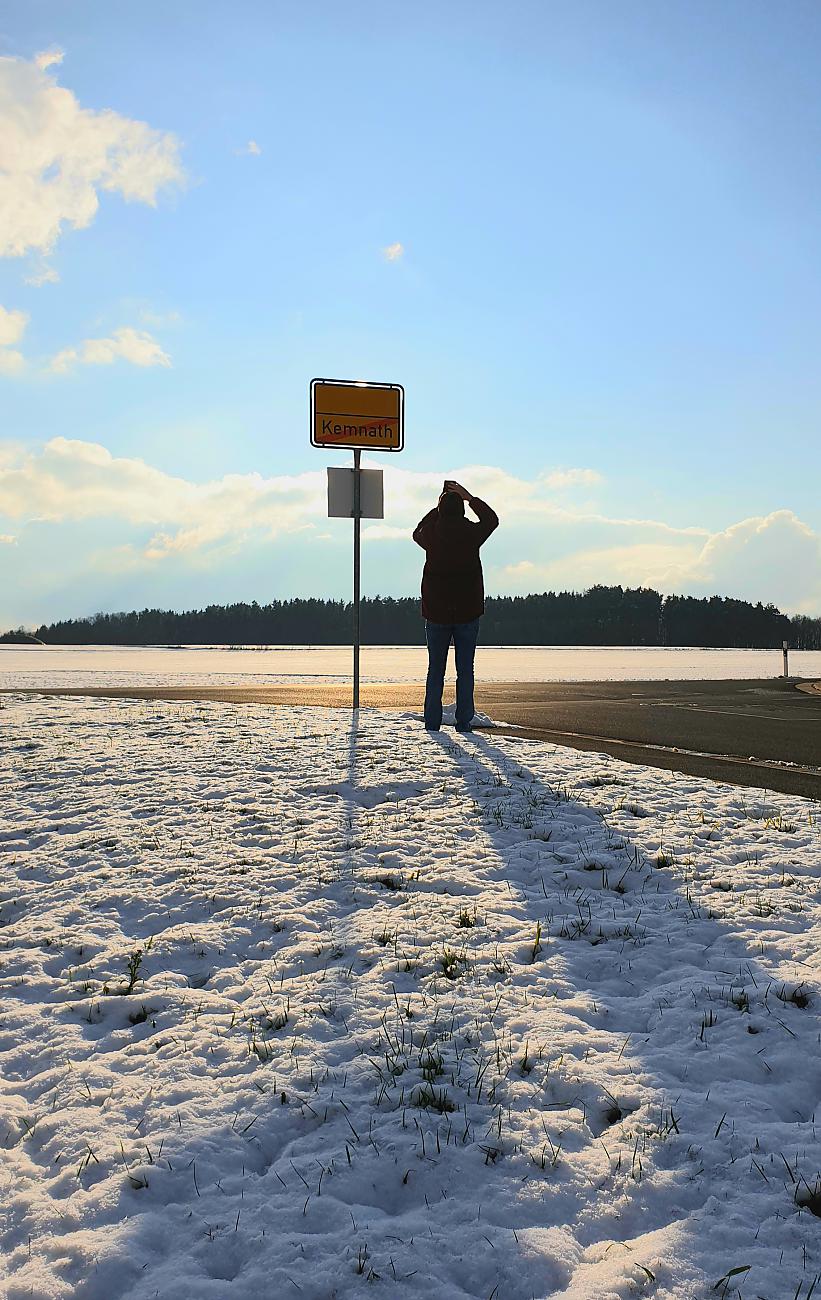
[783,640,790,678]
[312,379,404,711]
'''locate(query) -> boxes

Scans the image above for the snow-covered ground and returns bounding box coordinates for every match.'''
[3,643,820,688]
[2,694,821,1300]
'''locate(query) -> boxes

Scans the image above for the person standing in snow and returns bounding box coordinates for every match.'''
[413,480,499,733]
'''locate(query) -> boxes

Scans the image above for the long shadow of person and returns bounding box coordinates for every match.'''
[421,727,821,1296]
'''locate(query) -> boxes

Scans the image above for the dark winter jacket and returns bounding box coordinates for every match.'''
[412,497,499,624]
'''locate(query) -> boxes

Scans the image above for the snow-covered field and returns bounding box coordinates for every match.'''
[2,694,821,1299]
[4,643,821,689]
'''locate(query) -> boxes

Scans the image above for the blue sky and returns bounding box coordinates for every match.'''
[1,0,820,628]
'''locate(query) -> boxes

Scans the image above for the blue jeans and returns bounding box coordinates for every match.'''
[424,618,481,730]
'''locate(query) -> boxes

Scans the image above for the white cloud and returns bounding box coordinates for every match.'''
[238,140,261,156]
[0,533,16,544]
[382,242,404,261]
[0,52,184,259]
[361,524,410,542]
[677,510,821,614]
[0,446,697,560]
[24,261,60,286]
[496,542,705,592]
[494,511,821,614]
[541,467,603,489]
[139,307,181,328]
[34,49,64,72]
[0,305,28,346]
[0,305,28,375]
[1,440,817,613]
[0,438,326,557]
[0,445,698,551]
[0,349,25,375]
[0,311,169,376]
[49,327,171,374]
[377,461,705,541]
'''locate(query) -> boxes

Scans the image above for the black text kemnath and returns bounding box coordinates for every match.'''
[321,418,396,442]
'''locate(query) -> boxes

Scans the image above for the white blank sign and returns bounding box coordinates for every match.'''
[327,467,384,519]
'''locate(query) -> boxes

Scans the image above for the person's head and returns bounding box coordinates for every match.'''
[438,491,465,519]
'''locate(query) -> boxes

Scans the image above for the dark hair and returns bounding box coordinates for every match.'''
[438,492,465,519]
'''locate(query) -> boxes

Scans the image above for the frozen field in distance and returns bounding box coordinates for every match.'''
[2,694,821,1298]
[2,643,820,689]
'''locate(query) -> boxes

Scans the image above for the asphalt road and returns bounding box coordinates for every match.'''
[474,678,821,799]
[5,677,820,800]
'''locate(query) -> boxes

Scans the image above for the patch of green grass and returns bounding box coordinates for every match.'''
[439,948,468,980]
[529,921,543,963]
[764,814,797,834]
[775,982,809,1009]
[419,1049,444,1082]
[413,1084,455,1114]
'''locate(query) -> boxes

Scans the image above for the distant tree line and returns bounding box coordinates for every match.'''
[5,585,819,648]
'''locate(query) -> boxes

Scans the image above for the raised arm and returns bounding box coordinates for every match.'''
[468,497,499,544]
[413,507,439,549]
[445,481,499,544]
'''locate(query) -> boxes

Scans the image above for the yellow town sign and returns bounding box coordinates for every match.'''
[310,378,404,452]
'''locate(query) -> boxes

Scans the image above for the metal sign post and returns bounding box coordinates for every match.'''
[353,448,361,709]
[311,378,404,712]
